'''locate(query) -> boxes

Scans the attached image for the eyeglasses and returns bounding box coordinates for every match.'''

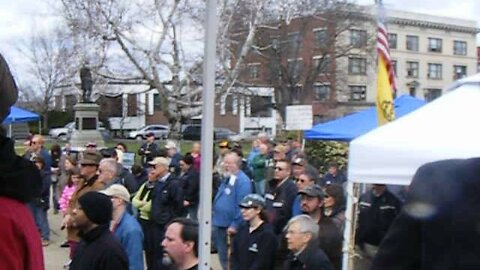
[285,230,307,235]
[274,167,285,171]
[296,178,309,183]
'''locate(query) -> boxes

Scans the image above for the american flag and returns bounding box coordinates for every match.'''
[376,15,397,93]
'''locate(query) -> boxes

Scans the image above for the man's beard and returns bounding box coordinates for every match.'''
[162,253,174,266]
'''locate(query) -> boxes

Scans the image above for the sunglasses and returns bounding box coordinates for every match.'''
[274,167,285,171]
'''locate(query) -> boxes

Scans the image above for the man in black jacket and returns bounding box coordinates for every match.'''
[355,184,402,269]
[150,157,184,270]
[70,191,128,270]
[138,132,158,168]
[265,159,298,235]
[371,158,480,270]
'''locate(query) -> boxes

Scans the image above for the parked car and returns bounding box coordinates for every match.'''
[181,125,238,141]
[50,121,110,141]
[181,124,202,141]
[214,127,237,140]
[49,122,75,140]
[229,130,262,142]
[128,124,170,140]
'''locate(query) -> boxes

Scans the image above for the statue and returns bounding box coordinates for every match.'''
[80,66,93,103]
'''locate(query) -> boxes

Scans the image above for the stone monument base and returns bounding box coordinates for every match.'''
[69,103,105,150]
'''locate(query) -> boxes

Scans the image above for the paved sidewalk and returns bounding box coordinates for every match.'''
[43,209,221,269]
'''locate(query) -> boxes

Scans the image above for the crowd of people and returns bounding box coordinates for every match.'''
[13,124,409,270]
[0,45,405,270]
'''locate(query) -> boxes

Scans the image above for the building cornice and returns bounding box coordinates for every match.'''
[388,17,480,35]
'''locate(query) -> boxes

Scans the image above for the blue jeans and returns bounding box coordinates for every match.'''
[212,226,228,270]
[254,179,266,196]
[28,203,50,240]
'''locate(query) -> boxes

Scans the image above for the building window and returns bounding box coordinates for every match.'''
[406,35,419,51]
[287,32,301,55]
[127,94,137,116]
[313,84,330,101]
[428,38,442,53]
[427,63,442,79]
[388,33,397,49]
[406,61,419,78]
[65,95,77,111]
[425,88,442,102]
[153,94,161,110]
[391,60,398,77]
[349,85,366,101]
[312,56,330,74]
[248,63,261,79]
[287,59,304,79]
[453,65,467,79]
[350,29,367,48]
[348,57,367,75]
[250,96,272,117]
[314,29,328,48]
[453,40,467,55]
[313,114,326,124]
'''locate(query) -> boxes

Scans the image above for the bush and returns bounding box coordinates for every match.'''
[304,140,349,176]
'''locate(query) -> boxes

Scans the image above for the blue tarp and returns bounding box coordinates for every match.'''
[3,106,40,124]
[305,95,426,141]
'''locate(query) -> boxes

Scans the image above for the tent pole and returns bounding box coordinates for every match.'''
[8,124,12,138]
[342,181,358,270]
[38,120,41,135]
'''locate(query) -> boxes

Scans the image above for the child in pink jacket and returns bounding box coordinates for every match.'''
[59,169,81,215]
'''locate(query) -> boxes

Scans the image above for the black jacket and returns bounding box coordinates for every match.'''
[151,174,184,225]
[265,178,298,235]
[181,167,200,206]
[138,142,158,166]
[356,188,402,247]
[232,222,278,270]
[283,241,333,270]
[371,158,480,270]
[70,225,128,270]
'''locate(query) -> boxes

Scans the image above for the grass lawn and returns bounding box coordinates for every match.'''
[15,139,251,166]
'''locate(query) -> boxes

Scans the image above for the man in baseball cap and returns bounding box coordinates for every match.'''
[70,191,128,269]
[102,185,144,270]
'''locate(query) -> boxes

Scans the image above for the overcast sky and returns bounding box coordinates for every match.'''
[0,0,478,84]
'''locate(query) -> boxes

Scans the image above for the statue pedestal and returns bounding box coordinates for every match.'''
[69,103,105,149]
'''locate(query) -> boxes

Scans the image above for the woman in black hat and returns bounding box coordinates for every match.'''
[232,194,278,270]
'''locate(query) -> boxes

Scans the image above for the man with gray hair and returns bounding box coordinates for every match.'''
[97,158,119,188]
[283,215,333,270]
[212,152,253,270]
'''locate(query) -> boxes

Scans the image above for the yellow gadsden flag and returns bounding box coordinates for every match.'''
[376,55,395,125]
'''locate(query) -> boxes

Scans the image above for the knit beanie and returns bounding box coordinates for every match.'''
[0,53,18,122]
[78,191,113,225]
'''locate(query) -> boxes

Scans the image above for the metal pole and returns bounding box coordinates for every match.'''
[199,0,218,268]
[342,181,355,270]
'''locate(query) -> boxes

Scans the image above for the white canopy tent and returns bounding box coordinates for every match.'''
[341,73,480,270]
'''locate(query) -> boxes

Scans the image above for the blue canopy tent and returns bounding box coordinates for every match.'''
[305,95,425,141]
[2,106,40,138]
[3,106,40,124]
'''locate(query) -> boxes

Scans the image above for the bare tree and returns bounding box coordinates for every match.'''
[17,28,78,129]
[57,0,277,138]
[237,0,375,120]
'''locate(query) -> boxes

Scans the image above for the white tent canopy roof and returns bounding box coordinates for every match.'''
[348,73,480,185]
